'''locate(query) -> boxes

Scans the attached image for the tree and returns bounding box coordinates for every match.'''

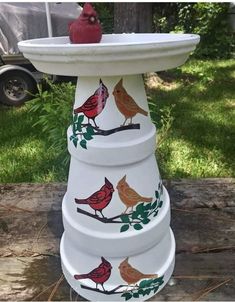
[114,3,153,33]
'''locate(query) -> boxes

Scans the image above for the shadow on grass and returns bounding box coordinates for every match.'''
[0,104,69,182]
[150,60,235,178]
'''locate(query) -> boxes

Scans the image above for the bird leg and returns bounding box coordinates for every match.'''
[129,117,133,125]
[122,207,129,214]
[122,118,127,126]
[92,118,99,128]
[101,283,106,292]
[99,210,105,218]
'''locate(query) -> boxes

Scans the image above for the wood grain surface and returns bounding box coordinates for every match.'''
[0,179,234,301]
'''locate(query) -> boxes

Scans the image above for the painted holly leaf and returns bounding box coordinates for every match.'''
[139,279,153,288]
[120,224,129,232]
[120,215,130,223]
[80,139,87,149]
[83,132,93,141]
[134,223,143,231]
[121,292,132,301]
[159,200,163,208]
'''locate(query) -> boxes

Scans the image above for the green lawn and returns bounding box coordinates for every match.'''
[0,59,234,183]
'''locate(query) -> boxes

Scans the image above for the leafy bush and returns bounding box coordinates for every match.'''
[30,80,75,166]
[154,3,234,59]
[94,2,234,59]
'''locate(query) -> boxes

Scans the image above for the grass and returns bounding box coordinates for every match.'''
[0,104,68,182]
[0,59,234,183]
[148,59,235,178]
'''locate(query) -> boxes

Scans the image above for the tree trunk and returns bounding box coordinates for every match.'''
[114,3,153,33]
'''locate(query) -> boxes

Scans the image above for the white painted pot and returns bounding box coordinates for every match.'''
[19,33,199,301]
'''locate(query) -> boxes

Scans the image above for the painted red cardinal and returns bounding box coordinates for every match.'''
[74,257,112,291]
[69,3,102,44]
[75,177,114,218]
[74,79,109,128]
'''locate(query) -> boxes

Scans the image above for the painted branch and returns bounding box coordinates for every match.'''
[80,284,130,295]
[76,207,123,224]
[93,124,140,136]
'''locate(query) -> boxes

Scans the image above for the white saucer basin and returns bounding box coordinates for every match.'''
[61,229,175,301]
[18,33,200,76]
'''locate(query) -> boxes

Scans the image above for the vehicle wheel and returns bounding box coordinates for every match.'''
[0,70,37,106]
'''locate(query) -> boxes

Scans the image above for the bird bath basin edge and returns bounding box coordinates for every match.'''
[18,33,200,76]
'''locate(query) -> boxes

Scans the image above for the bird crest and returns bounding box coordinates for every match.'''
[104,177,114,190]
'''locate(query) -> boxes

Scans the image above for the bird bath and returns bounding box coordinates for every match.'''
[19,33,199,301]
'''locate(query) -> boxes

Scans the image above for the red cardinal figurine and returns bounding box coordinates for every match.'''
[75,177,114,218]
[69,3,102,44]
[74,257,112,291]
[74,79,109,128]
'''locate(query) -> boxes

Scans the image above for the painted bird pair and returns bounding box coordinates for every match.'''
[74,256,158,292]
[75,176,152,217]
[73,78,148,129]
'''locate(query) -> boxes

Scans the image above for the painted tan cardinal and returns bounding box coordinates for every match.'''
[119,257,158,287]
[112,78,148,125]
[116,175,152,213]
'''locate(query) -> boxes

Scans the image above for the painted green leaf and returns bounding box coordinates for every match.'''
[132,211,139,220]
[142,218,151,225]
[139,280,148,288]
[133,292,139,298]
[145,288,151,295]
[120,215,130,223]
[155,191,159,199]
[159,200,163,208]
[140,211,149,219]
[138,289,144,295]
[120,224,129,232]
[151,201,158,209]
[145,203,152,211]
[142,290,149,296]
[153,276,164,284]
[87,125,95,135]
[153,210,159,217]
[83,132,93,141]
[80,139,87,149]
[153,286,159,293]
[70,134,75,141]
[78,115,84,124]
[136,203,145,215]
[121,292,132,301]
[134,223,143,231]
[73,114,78,123]
[73,137,78,148]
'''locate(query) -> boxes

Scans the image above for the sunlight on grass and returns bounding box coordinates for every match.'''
[0,59,234,182]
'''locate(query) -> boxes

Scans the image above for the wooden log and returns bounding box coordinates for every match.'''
[0,253,234,301]
[0,179,234,300]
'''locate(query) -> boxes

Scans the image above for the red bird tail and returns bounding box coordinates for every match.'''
[74,107,83,114]
[74,273,89,280]
[75,198,89,204]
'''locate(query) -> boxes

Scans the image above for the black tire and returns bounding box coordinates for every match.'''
[0,70,37,106]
